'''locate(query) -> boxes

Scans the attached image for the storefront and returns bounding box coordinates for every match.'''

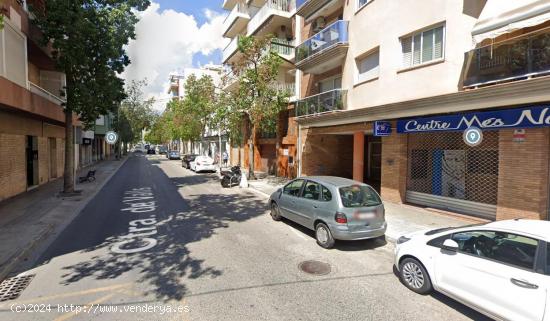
[396,105,550,220]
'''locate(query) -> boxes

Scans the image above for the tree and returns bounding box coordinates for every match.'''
[31,0,150,194]
[170,75,217,146]
[221,35,289,179]
[119,79,155,143]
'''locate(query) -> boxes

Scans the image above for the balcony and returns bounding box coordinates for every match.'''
[463,28,550,88]
[296,0,344,22]
[223,3,250,38]
[222,36,240,64]
[295,20,348,74]
[296,89,346,117]
[222,0,240,10]
[29,82,65,106]
[270,38,295,61]
[272,81,296,101]
[247,0,295,37]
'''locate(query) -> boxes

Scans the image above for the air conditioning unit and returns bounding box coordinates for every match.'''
[313,17,326,33]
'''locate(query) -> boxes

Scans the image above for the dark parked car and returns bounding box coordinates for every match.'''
[168,150,180,160]
[147,148,156,154]
[182,154,198,169]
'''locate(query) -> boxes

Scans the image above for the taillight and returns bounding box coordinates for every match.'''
[335,212,347,224]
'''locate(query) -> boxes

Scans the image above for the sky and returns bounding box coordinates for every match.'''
[122,0,228,111]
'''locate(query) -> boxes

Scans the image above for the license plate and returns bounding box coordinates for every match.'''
[354,212,376,220]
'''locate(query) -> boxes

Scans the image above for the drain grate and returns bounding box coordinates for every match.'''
[299,260,331,276]
[0,275,35,302]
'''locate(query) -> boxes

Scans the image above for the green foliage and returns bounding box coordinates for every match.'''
[170,74,217,141]
[222,35,289,141]
[30,0,150,126]
[144,109,174,145]
[0,15,4,30]
[119,79,155,143]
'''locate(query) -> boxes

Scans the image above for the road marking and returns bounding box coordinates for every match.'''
[53,293,116,321]
[0,283,132,306]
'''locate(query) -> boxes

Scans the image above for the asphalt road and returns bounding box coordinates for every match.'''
[0,154,491,321]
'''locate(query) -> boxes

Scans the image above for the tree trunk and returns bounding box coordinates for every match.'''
[63,109,75,193]
[248,124,256,180]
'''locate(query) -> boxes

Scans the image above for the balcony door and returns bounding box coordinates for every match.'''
[318,76,341,94]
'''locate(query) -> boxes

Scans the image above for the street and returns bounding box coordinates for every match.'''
[0,154,489,321]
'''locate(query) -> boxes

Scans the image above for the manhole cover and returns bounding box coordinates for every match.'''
[0,275,35,302]
[298,260,331,276]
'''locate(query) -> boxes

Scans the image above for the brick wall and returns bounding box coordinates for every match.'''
[380,130,408,203]
[301,130,353,178]
[0,134,27,201]
[496,128,549,220]
[38,136,49,185]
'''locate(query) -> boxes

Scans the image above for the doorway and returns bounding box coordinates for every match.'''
[364,136,381,192]
[26,136,39,188]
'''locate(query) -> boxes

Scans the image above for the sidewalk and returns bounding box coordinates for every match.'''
[247,176,484,242]
[0,157,128,281]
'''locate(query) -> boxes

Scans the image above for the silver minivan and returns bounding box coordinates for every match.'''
[269,176,387,248]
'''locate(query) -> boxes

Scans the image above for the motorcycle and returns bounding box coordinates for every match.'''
[220,166,242,188]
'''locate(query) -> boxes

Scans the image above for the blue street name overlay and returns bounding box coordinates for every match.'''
[397,105,550,133]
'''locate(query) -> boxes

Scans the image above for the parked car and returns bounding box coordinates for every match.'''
[182,154,198,169]
[394,219,550,321]
[147,147,156,154]
[190,156,216,172]
[157,146,168,154]
[268,176,386,249]
[167,150,180,160]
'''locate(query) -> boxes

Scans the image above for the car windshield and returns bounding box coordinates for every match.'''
[339,185,382,208]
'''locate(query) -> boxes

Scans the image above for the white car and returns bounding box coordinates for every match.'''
[190,156,216,172]
[394,219,550,321]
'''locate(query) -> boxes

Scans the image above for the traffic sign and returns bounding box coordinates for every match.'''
[463,127,483,146]
[105,131,118,145]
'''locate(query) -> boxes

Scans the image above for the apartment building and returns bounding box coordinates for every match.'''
[0,0,73,201]
[294,0,550,221]
[168,65,229,158]
[222,0,299,177]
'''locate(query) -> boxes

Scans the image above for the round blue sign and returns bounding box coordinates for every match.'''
[105,131,118,145]
[463,127,483,146]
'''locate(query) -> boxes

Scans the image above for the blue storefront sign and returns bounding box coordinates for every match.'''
[397,105,550,133]
[374,121,392,136]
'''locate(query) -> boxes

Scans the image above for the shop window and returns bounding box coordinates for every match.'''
[467,150,498,175]
[410,149,428,179]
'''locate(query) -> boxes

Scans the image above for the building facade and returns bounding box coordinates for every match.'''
[221,0,299,177]
[0,0,71,201]
[294,0,550,221]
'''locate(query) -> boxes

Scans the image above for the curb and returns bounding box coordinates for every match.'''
[0,156,129,281]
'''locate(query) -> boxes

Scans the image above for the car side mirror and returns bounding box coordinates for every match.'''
[442,239,459,252]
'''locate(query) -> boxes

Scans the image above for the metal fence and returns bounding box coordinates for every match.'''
[407,131,500,206]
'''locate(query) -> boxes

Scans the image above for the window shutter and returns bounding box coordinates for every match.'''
[4,25,27,88]
[401,36,412,68]
[358,51,379,81]
[413,34,422,65]
[434,26,444,59]
[421,29,434,63]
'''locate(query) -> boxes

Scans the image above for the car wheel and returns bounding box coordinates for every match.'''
[315,223,335,249]
[399,257,433,295]
[270,202,281,221]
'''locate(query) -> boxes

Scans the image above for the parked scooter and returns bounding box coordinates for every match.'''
[221,166,242,188]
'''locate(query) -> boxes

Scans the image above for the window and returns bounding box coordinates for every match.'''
[357,0,372,11]
[302,181,320,200]
[339,185,382,207]
[401,25,444,68]
[318,76,342,93]
[283,179,304,197]
[321,185,332,202]
[451,230,538,270]
[356,50,379,83]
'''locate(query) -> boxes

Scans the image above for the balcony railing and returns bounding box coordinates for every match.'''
[271,38,294,57]
[272,81,295,95]
[223,3,249,36]
[247,0,295,36]
[296,89,346,117]
[463,28,550,87]
[29,82,65,105]
[295,20,348,64]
